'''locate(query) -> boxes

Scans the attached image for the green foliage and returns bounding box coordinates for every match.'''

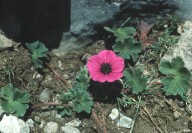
[117,93,139,107]
[56,106,72,116]
[144,28,178,64]
[155,14,182,32]
[0,83,30,117]
[159,57,191,100]
[105,26,141,62]
[58,66,93,116]
[0,65,14,82]
[104,26,136,42]
[123,67,148,94]
[113,38,141,62]
[152,29,178,54]
[26,41,48,69]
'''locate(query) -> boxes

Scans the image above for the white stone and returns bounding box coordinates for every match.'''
[26,119,34,127]
[61,126,81,133]
[0,33,13,50]
[44,121,58,133]
[39,88,50,102]
[117,115,133,128]
[0,114,30,133]
[65,119,81,127]
[109,108,119,120]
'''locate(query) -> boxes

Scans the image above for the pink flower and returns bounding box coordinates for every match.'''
[86,50,124,82]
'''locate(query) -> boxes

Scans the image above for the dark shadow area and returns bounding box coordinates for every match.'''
[0,0,71,49]
[88,80,123,103]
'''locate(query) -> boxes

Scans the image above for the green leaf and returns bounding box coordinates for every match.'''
[73,91,93,113]
[0,83,30,117]
[56,106,72,116]
[113,38,141,62]
[124,67,148,94]
[104,27,136,42]
[58,66,93,114]
[159,57,191,100]
[26,41,48,69]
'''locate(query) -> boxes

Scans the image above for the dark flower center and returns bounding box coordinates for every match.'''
[100,63,112,74]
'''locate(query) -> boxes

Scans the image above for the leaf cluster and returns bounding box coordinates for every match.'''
[58,66,93,116]
[0,83,30,117]
[159,57,191,100]
[26,41,49,69]
[105,26,141,62]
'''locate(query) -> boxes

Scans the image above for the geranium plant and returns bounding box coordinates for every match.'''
[26,41,49,69]
[0,83,30,117]
[159,57,191,100]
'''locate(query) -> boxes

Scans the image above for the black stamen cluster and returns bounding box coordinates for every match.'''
[100,63,112,74]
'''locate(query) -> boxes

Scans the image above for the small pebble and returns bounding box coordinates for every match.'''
[34,116,41,123]
[39,88,50,103]
[173,110,181,119]
[44,121,58,133]
[63,74,70,80]
[26,119,34,127]
[61,126,81,133]
[117,115,133,128]
[109,108,119,120]
[65,119,81,127]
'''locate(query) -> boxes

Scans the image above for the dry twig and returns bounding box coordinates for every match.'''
[44,62,71,90]
[143,106,163,133]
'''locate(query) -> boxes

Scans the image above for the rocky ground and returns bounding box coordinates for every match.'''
[0,18,192,133]
[0,0,192,133]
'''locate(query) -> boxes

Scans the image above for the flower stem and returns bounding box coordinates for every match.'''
[129,96,142,133]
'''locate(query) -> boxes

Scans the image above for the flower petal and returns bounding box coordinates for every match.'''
[90,72,106,82]
[107,72,123,82]
[98,50,116,63]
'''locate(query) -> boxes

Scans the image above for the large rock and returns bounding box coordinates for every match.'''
[162,21,192,73]
[0,33,13,50]
[52,0,121,56]
[70,0,120,36]
[53,0,175,56]
[173,0,192,21]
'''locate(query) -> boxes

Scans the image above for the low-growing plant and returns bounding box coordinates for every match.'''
[58,66,93,116]
[26,41,49,69]
[0,65,14,82]
[0,83,30,117]
[143,28,179,65]
[104,26,136,42]
[113,38,141,62]
[152,28,178,55]
[105,26,141,62]
[155,14,182,32]
[159,57,191,101]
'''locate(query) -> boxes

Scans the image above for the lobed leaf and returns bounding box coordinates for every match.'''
[104,27,136,42]
[26,41,48,69]
[0,83,30,117]
[123,67,147,94]
[113,38,141,62]
[159,57,191,100]
[58,66,93,115]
